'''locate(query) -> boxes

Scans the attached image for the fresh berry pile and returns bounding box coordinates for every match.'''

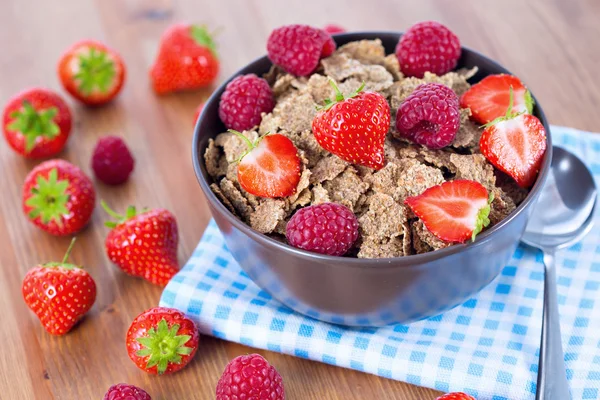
[3,17,546,399]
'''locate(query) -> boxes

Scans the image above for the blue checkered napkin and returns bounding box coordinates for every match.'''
[160,125,600,400]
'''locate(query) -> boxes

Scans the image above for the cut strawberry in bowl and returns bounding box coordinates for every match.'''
[192,31,552,327]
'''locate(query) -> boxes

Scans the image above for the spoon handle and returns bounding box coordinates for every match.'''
[536,249,571,400]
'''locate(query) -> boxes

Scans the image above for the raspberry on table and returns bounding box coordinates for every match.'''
[91,136,135,185]
[395,21,461,78]
[216,354,285,400]
[395,82,460,149]
[104,383,151,400]
[267,24,336,76]
[218,74,275,131]
[286,203,359,256]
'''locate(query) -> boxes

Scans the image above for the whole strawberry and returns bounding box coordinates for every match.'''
[231,130,302,198]
[58,40,126,106]
[267,24,336,76]
[405,180,492,243]
[216,354,285,400]
[126,307,199,375]
[479,89,546,188]
[312,80,390,170]
[104,383,151,400]
[218,74,275,131]
[3,88,72,158]
[395,82,460,149]
[436,393,476,400]
[150,24,219,94]
[22,238,97,335]
[396,21,461,78]
[23,159,95,236]
[103,202,179,286]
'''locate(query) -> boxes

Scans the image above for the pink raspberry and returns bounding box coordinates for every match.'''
[395,21,461,78]
[91,136,135,185]
[216,354,285,400]
[323,24,346,35]
[103,383,151,400]
[267,24,336,76]
[218,74,275,131]
[286,203,359,256]
[395,83,460,149]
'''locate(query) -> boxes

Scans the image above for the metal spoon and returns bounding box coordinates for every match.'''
[521,146,597,400]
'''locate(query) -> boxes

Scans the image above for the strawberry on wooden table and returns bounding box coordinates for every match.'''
[436,393,476,400]
[150,24,219,94]
[231,130,302,198]
[103,201,179,286]
[312,79,390,170]
[405,180,493,244]
[58,40,126,106]
[2,88,72,158]
[479,89,547,188]
[460,74,534,124]
[22,159,95,236]
[126,307,199,375]
[22,238,97,335]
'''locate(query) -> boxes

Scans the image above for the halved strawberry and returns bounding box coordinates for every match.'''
[460,74,534,124]
[405,180,493,243]
[480,113,546,189]
[230,130,301,198]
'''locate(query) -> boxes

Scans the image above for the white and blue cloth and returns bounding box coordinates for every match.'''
[160,126,600,400]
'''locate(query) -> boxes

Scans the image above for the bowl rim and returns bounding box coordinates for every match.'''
[192,31,553,269]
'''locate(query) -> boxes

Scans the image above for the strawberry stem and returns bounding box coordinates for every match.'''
[102,200,147,228]
[62,237,77,263]
[317,78,366,111]
[74,47,116,95]
[482,86,525,128]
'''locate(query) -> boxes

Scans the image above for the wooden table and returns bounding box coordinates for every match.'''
[1,0,599,398]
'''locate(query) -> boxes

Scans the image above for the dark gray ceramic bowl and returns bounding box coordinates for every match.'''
[192,32,552,327]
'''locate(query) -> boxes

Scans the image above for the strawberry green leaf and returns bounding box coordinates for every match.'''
[135,319,193,375]
[102,200,146,228]
[25,168,70,226]
[316,79,365,111]
[483,86,525,128]
[74,47,116,95]
[190,25,218,57]
[471,191,494,242]
[6,101,61,153]
[524,90,535,115]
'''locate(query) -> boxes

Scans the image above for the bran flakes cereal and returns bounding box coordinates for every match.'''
[204,38,533,258]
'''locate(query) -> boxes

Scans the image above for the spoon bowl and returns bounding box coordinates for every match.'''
[522,146,597,250]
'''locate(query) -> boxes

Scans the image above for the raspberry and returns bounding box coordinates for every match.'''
[395,83,460,149]
[216,354,285,400]
[103,383,151,400]
[267,24,336,76]
[91,136,135,185]
[323,24,346,35]
[286,203,359,256]
[395,21,461,78]
[218,74,275,131]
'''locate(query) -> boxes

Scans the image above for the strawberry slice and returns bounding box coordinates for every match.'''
[479,89,547,188]
[405,180,493,243]
[231,130,301,198]
[460,74,534,124]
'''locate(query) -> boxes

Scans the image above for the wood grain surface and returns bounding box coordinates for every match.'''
[1,0,599,399]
